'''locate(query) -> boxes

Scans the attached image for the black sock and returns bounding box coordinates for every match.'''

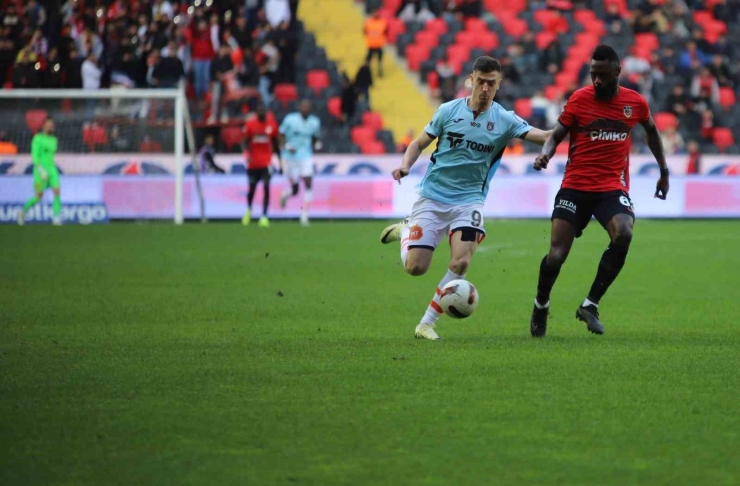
[587,243,629,304]
[262,180,270,216]
[247,181,257,208]
[536,254,562,305]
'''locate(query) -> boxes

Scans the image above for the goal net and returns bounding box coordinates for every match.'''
[0,88,200,224]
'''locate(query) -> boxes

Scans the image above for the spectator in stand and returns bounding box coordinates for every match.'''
[686,140,701,174]
[153,41,185,88]
[238,47,261,88]
[500,54,520,85]
[364,10,388,78]
[530,90,551,128]
[457,0,483,18]
[265,0,291,27]
[678,41,709,74]
[0,26,15,86]
[689,27,713,58]
[504,138,525,156]
[633,0,669,34]
[43,47,63,88]
[711,0,735,23]
[0,131,18,154]
[691,66,720,110]
[64,47,83,88]
[152,0,175,22]
[12,40,39,88]
[713,33,734,60]
[660,126,685,154]
[708,54,733,88]
[24,0,47,29]
[76,28,103,61]
[82,51,102,90]
[340,73,357,124]
[700,108,715,143]
[259,38,280,105]
[190,16,215,102]
[436,61,456,103]
[539,39,564,75]
[232,15,252,50]
[272,21,298,84]
[209,44,235,122]
[30,29,47,58]
[664,84,692,116]
[246,0,261,32]
[355,60,373,106]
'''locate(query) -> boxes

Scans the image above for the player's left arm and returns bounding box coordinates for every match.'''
[523,127,554,146]
[640,115,670,200]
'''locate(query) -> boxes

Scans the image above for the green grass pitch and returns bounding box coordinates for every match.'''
[1,220,739,485]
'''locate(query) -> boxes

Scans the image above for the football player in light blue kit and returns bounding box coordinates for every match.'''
[279,99,322,226]
[380,56,553,340]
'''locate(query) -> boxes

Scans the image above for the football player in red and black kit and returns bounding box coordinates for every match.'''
[242,103,280,227]
[529,45,670,337]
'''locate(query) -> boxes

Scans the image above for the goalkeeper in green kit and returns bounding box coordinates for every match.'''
[18,117,62,225]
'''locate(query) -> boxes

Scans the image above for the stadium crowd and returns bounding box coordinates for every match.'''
[1,0,300,121]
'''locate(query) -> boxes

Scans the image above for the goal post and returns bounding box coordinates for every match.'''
[0,86,201,224]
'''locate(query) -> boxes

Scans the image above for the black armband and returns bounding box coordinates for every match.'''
[660,167,669,177]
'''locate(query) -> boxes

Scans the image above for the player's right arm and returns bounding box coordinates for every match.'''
[533,122,568,171]
[393,104,446,183]
[30,134,49,180]
[393,132,436,182]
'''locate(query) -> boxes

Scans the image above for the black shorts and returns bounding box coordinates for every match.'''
[247,167,271,184]
[552,188,634,238]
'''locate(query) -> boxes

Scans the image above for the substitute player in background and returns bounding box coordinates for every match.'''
[380,56,553,340]
[242,104,280,227]
[279,100,321,226]
[18,118,62,226]
[529,45,670,337]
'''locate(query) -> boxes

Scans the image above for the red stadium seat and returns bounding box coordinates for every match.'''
[703,19,728,36]
[25,109,48,133]
[634,33,659,50]
[478,32,499,51]
[583,19,606,35]
[362,112,384,130]
[455,31,478,48]
[425,18,447,36]
[139,140,163,153]
[464,17,487,33]
[415,31,439,49]
[361,140,386,154]
[447,44,471,64]
[713,128,735,153]
[405,45,430,71]
[514,98,532,119]
[306,70,330,95]
[502,18,528,37]
[574,9,597,24]
[492,9,518,25]
[273,84,297,106]
[351,126,377,145]
[82,124,108,152]
[427,70,439,90]
[719,87,737,110]
[387,18,406,43]
[653,112,678,131]
[544,86,563,101]
[536,32,557,50]
[327,97,342,120]
[534,9,557,26]
[692,10,714,26]
[220,126,242,151]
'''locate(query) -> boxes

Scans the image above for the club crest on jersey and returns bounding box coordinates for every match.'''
[623,106,633,118]
[487,121,495,131]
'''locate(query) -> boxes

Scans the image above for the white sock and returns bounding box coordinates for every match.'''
[420,269,465,326]
[582,298,598,308]
[534,298,549,310]
[282,187,291,198]
[304,189,313,204]
[400,224,411,265]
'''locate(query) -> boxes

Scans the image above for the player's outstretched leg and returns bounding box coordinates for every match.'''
[259,171,271,228]
[415,229,479,341]
[280,182,299,209]
[576,214,633,335]
[531,219,576,337]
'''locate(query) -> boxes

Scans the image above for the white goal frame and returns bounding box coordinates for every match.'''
[0,87,194,224]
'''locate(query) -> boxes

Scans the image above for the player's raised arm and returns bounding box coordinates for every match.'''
[640,115,670,200]
[393,131,435,183]
[533,122,568,171]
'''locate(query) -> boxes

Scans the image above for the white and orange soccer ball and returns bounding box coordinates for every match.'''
[439,280,479,318]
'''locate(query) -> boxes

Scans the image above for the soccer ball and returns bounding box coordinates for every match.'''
[439,279,479,318]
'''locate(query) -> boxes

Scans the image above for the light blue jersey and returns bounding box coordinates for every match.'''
[280,112,321,162]
[418,97,530,204]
